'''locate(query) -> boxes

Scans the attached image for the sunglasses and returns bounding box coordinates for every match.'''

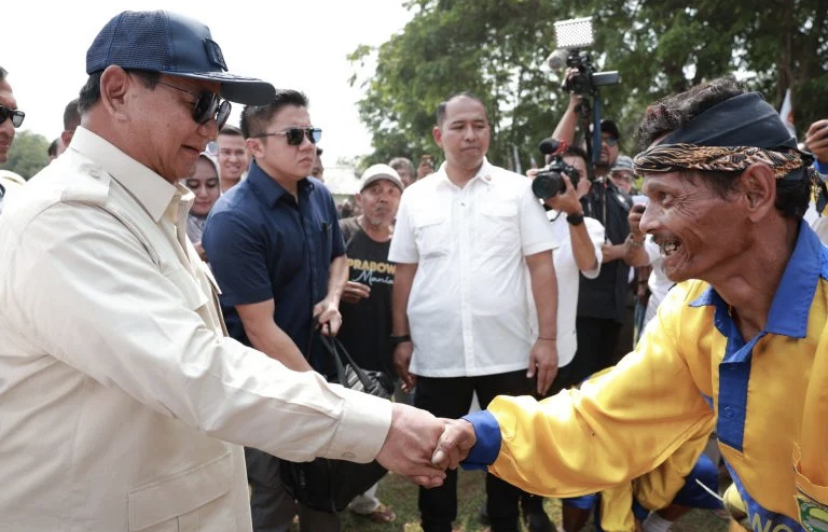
[255,127,322,146]
[602,136,619,147]
[0,105,25,128]
[157,81,231,128]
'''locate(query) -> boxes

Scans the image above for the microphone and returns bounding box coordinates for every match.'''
[538,138,568,156]
[546,49,569,71]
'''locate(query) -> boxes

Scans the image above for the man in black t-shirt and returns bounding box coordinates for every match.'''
[339,164,404,525]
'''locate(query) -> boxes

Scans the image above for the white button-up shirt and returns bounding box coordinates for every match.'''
[543,212,605,367]
[389,160,558,377]
[0,127,392,532]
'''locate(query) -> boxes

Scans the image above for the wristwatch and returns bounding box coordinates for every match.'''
[566,212,585,226]
[390,334,412,346]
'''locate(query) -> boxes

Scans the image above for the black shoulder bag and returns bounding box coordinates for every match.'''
[279,331,393,513]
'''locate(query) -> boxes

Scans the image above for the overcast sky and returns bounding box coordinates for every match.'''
[3,1,413,164]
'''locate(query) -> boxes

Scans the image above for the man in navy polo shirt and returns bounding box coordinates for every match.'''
[203,89,347,532]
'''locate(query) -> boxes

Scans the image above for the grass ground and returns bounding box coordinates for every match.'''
[337,469,731,532]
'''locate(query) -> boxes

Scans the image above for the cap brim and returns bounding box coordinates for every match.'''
[171,71,276,105]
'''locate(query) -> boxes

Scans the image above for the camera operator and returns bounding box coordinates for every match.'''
[549,71,633,382]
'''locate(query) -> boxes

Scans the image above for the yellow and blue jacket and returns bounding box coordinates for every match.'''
[465,221,828,532]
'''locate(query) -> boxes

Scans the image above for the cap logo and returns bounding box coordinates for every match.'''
[204,39,227,71]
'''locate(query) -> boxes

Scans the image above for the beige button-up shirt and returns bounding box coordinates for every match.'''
[0,127,391,532]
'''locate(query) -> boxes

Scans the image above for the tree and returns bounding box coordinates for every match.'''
[351,0,828,167]
[0,130,50,179]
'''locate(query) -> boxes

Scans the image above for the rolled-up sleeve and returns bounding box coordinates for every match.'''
[519,183,559,256]
[4,204,391,464]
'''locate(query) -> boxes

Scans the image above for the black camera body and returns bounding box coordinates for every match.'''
[532,156,581,200]
[563,50,620,97]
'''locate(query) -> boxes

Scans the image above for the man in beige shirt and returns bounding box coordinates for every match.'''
[0,10,445,532]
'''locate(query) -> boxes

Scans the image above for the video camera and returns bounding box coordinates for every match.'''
[531,138,580,200]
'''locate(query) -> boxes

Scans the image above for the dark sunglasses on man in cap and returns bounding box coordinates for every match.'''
[0,105,25,128]
[254,127,322,146]
[157,81,231,129]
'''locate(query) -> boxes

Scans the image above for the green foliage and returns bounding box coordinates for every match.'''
[0,130,50,180]
[351,0,828,167]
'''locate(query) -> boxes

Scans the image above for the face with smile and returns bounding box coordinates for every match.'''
[117,71,221,182]
[639,171,750,283]
[247,105,316,184]
[184,156,220,217]
[217,133,248,182]
[433,96,490,173]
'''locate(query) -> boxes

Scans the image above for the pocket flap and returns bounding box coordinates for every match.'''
[128,452,233,531]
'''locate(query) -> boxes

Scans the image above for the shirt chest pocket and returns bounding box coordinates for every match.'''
[128,452,236,532]
[413,214,450,260]
[478,203,519,256]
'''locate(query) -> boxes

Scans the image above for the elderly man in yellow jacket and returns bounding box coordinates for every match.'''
[434,77,828,532]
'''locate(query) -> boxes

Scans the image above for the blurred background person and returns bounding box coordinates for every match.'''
[217,125,249,192]
[182,152,221,261]
[56,98,81,157]
[416,153,435,179]
[389,156,415,188]
[311,146,325,180]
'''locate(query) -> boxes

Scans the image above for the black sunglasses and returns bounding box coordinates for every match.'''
[157,81,231,128]
[0,105,25,128]
[603,136,619,147]
[255,127,322,146]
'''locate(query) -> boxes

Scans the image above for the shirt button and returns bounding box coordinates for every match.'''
[723,406,734,418]
[341,451,356,460]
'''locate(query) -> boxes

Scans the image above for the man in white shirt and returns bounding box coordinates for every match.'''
[389,93,559,532]
[0,10,446,532]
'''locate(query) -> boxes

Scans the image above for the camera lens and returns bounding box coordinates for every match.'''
[532,172,565,200]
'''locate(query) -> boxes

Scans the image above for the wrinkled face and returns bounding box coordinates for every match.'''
[639,171,747,283]
[248,105,316,183]
[122,72,220,181]
[433,96,490,173]
[562,155,591,199]
[184,157,220,217]
[0,80,18,164]
[598,132,619,168]
[357,179,402,228]
[217,133,248,182]
[610,169,635,194]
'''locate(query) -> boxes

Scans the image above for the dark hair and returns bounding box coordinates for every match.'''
[219,125,243,137]
[389,157,414,175]
[0,66,7,83]
[48,139,59,157]
[63,99,81,130]
[635,76,809,220]
[241,89,308,139]
[77,69,161,114]
[436,92,488,127]
[562,145,589,165]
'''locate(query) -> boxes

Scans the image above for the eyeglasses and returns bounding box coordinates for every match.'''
[157,81,231,128]
[0,105,25,128]
[255,127,322,146]
[603,136,619,147]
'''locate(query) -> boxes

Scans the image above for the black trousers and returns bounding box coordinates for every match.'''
[414,371,535,532]
[569,317,622,386]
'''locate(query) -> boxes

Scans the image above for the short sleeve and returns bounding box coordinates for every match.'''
[582,217,606,279]
[388,189,419,264]
[326,191,345,258]
[519,183,559,256]
[202,211,273,306]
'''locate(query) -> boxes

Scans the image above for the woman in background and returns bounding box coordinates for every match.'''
[183,152,221,261]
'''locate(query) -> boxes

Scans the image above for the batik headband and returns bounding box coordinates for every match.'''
[633,144,811,180]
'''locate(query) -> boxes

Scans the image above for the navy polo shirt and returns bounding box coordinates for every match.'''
[202,161,345,372]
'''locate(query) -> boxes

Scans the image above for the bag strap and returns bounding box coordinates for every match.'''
[318,334,375,391]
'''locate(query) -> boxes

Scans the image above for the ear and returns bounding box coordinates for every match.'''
[740,163,776,222]
[60,129,73,146]
[432,126,442,148]
[245,138,264,160]
[98,66,131,121]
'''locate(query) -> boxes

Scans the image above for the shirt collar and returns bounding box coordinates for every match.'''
[434,158,495,189]
[246,160,314,207]
[689,220,823,338]
[69,127,178,223]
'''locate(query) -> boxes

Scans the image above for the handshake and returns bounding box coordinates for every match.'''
[375,403,482,487]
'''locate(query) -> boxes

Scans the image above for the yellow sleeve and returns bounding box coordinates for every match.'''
[487,286,714,498]
[598,483,636,532]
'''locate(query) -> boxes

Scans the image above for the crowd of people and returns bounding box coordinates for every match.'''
[1,8,828,532]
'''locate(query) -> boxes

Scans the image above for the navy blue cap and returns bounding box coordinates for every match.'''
[86,10,275,105]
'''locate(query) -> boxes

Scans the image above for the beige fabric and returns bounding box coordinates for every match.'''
[0,127,391,531]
